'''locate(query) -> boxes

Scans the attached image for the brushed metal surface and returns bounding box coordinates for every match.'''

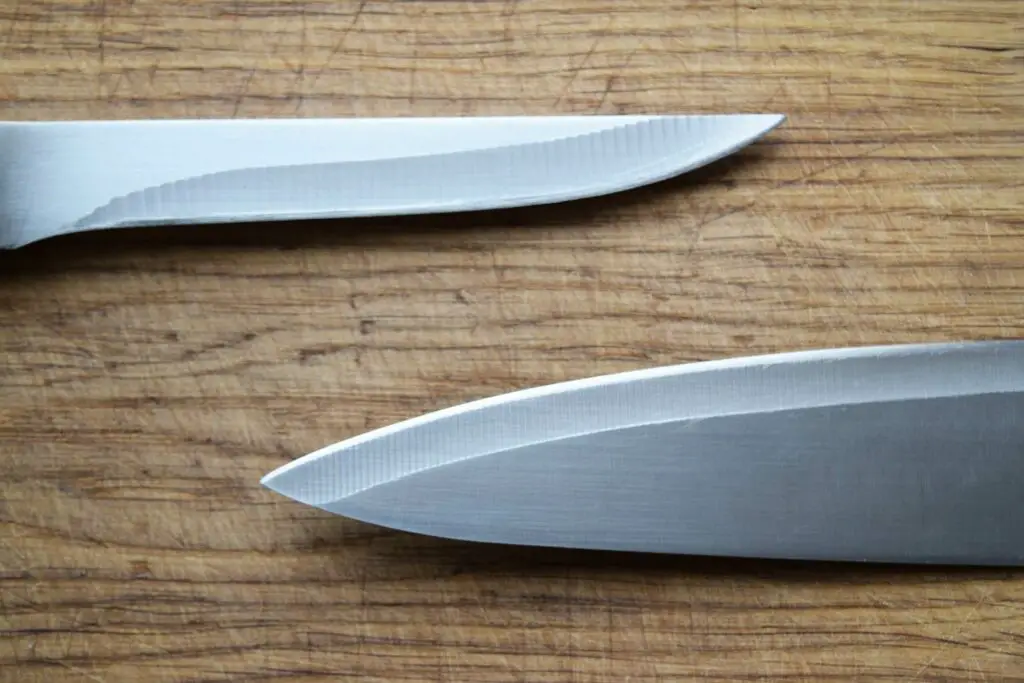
[262,341,1024,565]
[0,113,783,248]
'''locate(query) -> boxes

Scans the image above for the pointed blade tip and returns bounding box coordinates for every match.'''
[734,112,786,136]
[259,454,319,501]
[258,438,373,507]
[725,112,786,136]
[259,466,287,496]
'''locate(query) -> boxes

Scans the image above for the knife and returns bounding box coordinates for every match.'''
[262,341,1024,566]
[0,113,783,249]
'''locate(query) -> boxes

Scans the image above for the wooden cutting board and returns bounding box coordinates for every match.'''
[1,1,1022,681]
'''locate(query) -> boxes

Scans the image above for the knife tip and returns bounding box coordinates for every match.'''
[744,112,786,133]
[259,455,316,500]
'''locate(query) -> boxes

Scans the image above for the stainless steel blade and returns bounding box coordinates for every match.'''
[262,341,1024,565]
[0,113,783,249]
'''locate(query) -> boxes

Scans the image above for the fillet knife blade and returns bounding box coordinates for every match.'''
[262,341,1024,566]
[0,113,784,249]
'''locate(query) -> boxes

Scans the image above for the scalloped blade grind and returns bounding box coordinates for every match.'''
[262,341,1024,566]
[0,113,784,248]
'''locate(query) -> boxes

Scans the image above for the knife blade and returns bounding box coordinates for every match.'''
[0,113,783,249]
[261,341,1024,566]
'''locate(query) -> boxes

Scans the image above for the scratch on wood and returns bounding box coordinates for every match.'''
[553,29,605,109]
[306,0,368,94]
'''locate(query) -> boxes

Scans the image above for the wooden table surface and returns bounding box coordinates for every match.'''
[1,1,1022,681]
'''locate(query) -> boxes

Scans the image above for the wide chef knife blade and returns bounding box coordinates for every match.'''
[0,113,783,249]
[262,341,1024,566]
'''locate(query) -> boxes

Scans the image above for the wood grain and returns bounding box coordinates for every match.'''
[1,1,1023,681]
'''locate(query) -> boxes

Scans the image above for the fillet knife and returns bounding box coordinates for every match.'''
[0,113,783,249]
[262,341,1024,566]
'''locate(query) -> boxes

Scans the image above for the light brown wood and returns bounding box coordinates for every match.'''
[2,1,1023,681]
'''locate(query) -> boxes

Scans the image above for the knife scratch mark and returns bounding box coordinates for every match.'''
[95,0,110,101]
[733,0,741,50]
[909,587,996,682]
[306,0,368,94]
[294,6,310,114]
[231,68,257,118]
[501,0,519,47]
[409,24,419,106]
[682,139,897,260]
[593,76,615,113]
[2,0,21,49]
[98,0,107,66]
[552,28,606,110]
[590,40,645,114]
[760,82,787,114]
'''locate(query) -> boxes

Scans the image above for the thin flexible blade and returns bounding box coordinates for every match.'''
[0,113,783,248]
[262,341,1024,565]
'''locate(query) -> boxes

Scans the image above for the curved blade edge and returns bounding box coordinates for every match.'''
[262,340,1024,563]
